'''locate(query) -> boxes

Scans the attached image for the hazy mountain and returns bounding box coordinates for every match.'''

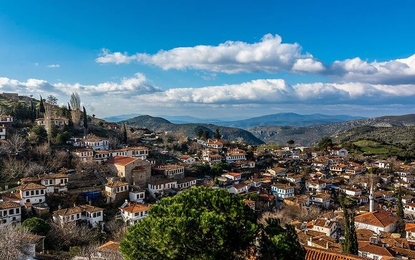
[211,113,365,129]
[160,115,223,124]
[103,113,141,122]
[121,115,264,145]
[250,114,415,146]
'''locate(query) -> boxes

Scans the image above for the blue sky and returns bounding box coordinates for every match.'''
[1,1,415,119]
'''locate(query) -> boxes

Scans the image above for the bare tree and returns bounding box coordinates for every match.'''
[0,156,27,182]
[0,225,34,260]
[0,133,26,155]
[48,222,94,250]
[25,162,46,177]
[70,92,82,126]
[46,150,70,172]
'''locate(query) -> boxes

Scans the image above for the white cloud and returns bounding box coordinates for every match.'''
[330,54,415,84]
[46,64,60,68]
[96,49,136,65]
[96,34,324,74]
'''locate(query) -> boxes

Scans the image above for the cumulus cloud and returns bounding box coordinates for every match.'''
[47,64,60,68]
[132,79,415,107]
[0,73,161,99]
[96,34,325,74]
[329,54,415,84]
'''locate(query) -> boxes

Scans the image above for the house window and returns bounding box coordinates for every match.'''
[31,191,34,196]
[39,199,42,202]
[36,190,39,195]
[97,212,101,217]
[9,209,14,215]
[16,208,19,214]
[41,190,44,194]
[26,191,29,196]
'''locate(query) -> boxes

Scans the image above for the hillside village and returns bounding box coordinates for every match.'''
[3,92,415,259]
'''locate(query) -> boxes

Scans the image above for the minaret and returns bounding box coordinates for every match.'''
[369,182,374,212]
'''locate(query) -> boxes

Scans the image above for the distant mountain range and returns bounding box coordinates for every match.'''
[112,112,415,147]
[105,112,363,128]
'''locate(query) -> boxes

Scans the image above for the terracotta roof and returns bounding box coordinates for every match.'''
[355,211,397,228]
[97,240,120,253]
[405,223,415,232]
[18,183,46,191]
[120,203,149,213]
[106,181,129,188]
[53,204,103,216]
[0,201,20,209]
[40,173,68,179]
[305,246,366,260]
[358,243,394,257]
[107,156,137,166]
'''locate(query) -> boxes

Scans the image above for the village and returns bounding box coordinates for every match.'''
[2,96,415,259]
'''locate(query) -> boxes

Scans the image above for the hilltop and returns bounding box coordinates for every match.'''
[120,115,264,145]
[250,114,415,146]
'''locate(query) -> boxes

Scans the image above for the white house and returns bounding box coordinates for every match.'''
[83,136,109,150]
[129,188,146,203]
[340,186,362,197]
[405,223,415,242]
[404,202,415,218]
[72,148,94,162]
[17,183,47,206]
[271,184,295,199]
[154,164,185,179]
[228,183,249,194]
[305,179,327,192]
[205,140,223,150]
[330,147,348,157]
[225,149,246,163]
[104,181,129,203]
[0,126,6,140]
[119,202,150,226]
[147,179,178,197]
[311,218,338,237]
[179,155,196,164]
[222,172,242,182]
[177,177,197,190]
[309,193,331,209]
[40,173,69,193]
[354,211,397,233]
[358,244,394,259]
[0,201,21,227]
[0,115,13,124]
[52,204,104,227]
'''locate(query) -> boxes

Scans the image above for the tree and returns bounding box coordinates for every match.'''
[339,194,358,255]
[122,123,128,144]
[120,187,258,260]
[0,156,27,182]
[255,218,305,260]
[396,187,405,235]
[28,125,48,145]
[317,137,333,151]
[0,225,34,260]
[196,128,204,139]
[214,128,221,139]
[70,92,82,126]
[39,95,45,114]
[83,106,88,136]
[22,217,51,236]
[210,161,229,176]
[202,130,210,140]
[0,133,26,155]
[121,187,304,260]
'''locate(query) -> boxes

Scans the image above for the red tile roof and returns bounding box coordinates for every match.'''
[107,156,137,166]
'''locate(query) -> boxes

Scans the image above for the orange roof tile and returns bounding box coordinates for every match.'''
[107,156,137,166]
[121,203,149,213]
[355,211,397,228]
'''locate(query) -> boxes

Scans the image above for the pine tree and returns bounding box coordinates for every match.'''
[122,123,128,144]
[340,194,358,255]
[82,106,88,136]
[39,95,45,114]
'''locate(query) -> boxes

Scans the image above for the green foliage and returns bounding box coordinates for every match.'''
[29,125,48,144]
[82,106,88,129]
[39,96,45,114]
[316,137,333,151]
[339,194,358,255]
[22,217,51,236]
[256,218,305,260]
[121,187,304,260]
[120,187,257,260]
[210,161,229,176]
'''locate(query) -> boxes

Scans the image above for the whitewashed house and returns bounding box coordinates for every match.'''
[271,184,295,199]
[52,204,104,227]
[0,201,21,227]
[40,173,69,193]
[119,202,150,226]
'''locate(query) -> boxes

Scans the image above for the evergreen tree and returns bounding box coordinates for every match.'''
[39,95,45,114]
[396,187,405,235]
[122,123,128,144]
[214,128,221,139]
[120,187,304,260]
[340,194,358,255]
[82,106,88,136]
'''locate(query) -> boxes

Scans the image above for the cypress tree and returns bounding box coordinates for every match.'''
[39,96,45,114]
[340,194,358,255]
